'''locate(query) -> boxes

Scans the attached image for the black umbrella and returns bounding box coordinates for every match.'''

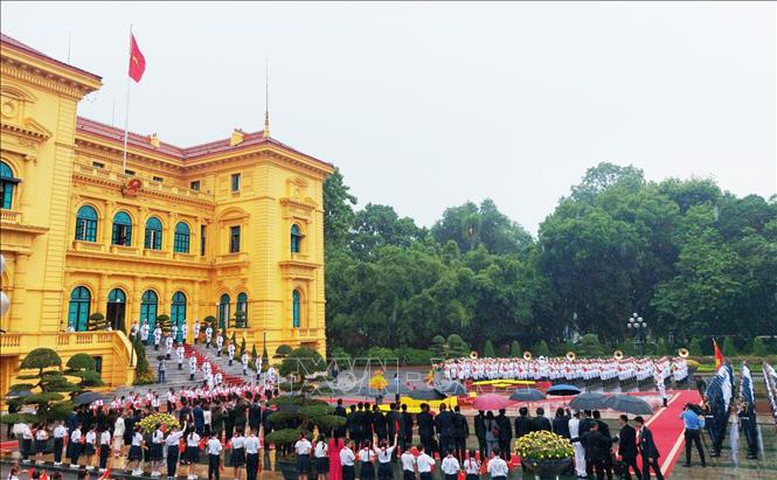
[5,389,31,399]
[605,395,654,415]
[73,391,105,406]
[569,392,607,411]
[407,389,447,400]
[509,388,546,402]
[546,384,582,396]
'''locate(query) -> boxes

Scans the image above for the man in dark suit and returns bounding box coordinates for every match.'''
[417,403,436,455]
[435,403,456,456]
[514,407,533,438]
[552,408,570,439]
[334,399,347,439]
[362,403,374,444]
[496,408,513,460]
[616,415,641,480]
[400,404,414,451]
[372,404,388,442]
[386,403,400,441]
[474,410,487,460]
[531,407,552,432]
[635,416,664,480]
[578,421,611,480]
[453,406,469,462]
[593,410,613,479]
[346,404,360,444]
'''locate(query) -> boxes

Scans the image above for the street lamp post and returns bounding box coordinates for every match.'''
[627,312,647,357]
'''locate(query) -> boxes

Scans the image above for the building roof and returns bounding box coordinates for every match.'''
[76,116,333,169]
[0,32,102,83]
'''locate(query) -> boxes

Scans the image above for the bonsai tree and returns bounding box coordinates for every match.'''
[262,342,270,372]
[265,396,346,461]
[274,344,293,360]
[251,344,258,360]
[430,335,446,358]
[0,348,82,424]
[510,341,522,358]
[156,314,171,335]
[132,336,155,385]
[279,346,326,379]
[483,340,496,358]
[230,331,237,347]
[240,337,247,356]
[446,334,469,358]
[65,353,104,387]
[87,312,109,331]
[203,315,217,333]
[536,340,551,357]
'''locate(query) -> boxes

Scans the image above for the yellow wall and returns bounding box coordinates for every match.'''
[0,33,332,406]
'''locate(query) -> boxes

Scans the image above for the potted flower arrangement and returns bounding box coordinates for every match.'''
[137,412,180,434]
[265,396,346,480]
[514,430,574,479]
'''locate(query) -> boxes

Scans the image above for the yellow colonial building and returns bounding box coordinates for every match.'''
[0,33,333,401]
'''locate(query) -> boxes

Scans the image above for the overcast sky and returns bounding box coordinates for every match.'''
[2,1,775,234]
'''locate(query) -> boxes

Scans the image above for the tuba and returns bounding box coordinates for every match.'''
[523,351,533,361]
[470,351,479,360]
[614,350,624,361]
[678,348,690,359]
[566,351,576,361]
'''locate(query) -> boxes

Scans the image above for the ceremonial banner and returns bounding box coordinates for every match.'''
[713,338,725,369]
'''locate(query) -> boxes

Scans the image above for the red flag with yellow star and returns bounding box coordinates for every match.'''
[128,33,146,82]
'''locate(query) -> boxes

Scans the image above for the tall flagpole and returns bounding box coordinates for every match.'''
[121,25,133,175]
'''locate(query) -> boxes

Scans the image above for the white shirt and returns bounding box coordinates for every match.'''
[166,431,184,447]
[70,428,82,444]
[464,459,479,475]
[376,446,395,463]
[358,448,374,462]
[314,441,328,458]
[131,432,143,447]
[53,425,67,439]
[416,453,435,473]
[401,452,416,472]
[245,435,261,454]
[441,456,460,475]
[487,457,509,477]
[295,439,312,455]
[100,430,111,445]
[113,417,125,438]
[340,447,356,466]
[186,433,201,447]
[232,436,245,449]
[207,437,222,455]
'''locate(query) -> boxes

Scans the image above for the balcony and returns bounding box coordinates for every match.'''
[109,245,139,255]
[0,209,21,224]
[143,249,169,260]
[173,252,197,262]
[215,252,249,265]
[72,240,105,253]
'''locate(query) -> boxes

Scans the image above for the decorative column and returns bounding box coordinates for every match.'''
[9,252,30,333]
[131,276,142,324]
[97,274,109,317]
[103,201,116,246]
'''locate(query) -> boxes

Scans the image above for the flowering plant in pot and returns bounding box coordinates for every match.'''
[514,430,574,477]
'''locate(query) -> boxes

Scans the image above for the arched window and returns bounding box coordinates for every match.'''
[112,211,133,246]
[173,222,190,253]
[75,205,98,242]
[107,288,126,332]
[171,291,187,342]
[219,294,230,330]
[0,162,20,210]
[140,290,158,340]
[292,289,301,328]
[290,224,302,254]
[236,292,248,327]
[68,286,91,332]
[144,217,163,250]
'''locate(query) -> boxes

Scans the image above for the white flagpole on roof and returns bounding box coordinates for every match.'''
[121,25,133,175]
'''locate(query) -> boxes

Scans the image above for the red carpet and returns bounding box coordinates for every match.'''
[183,344,243,386]
[642,390,702,478]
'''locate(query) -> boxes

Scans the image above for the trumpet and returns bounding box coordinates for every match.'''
[566,351,576,361]
[678,348,690,358]
[470,351,479,359]
[614,350,624,360]
[523,351,533,361]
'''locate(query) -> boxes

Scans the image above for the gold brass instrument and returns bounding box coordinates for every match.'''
[523,351,533,361]
[614,350,624,360]
[566,351,576,361]
[678,348,690,358]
